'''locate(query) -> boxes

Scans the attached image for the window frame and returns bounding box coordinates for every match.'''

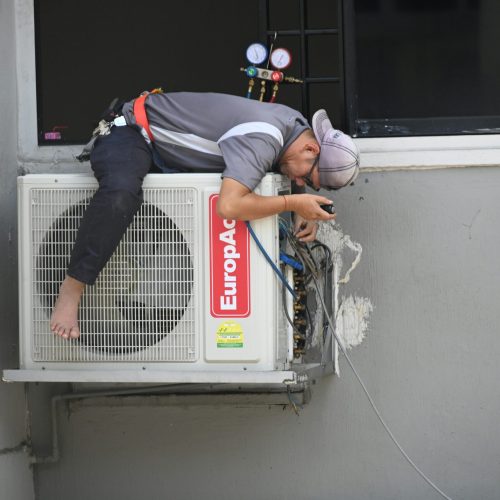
[342,0,500,169]
[16,0,83,166]
[16,0,500,171]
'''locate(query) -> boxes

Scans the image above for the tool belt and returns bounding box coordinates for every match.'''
[76,88,162,162]
[76,97,124,162]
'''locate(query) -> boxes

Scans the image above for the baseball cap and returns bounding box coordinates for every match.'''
[311,109,360,190]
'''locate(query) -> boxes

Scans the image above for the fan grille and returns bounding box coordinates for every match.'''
[31,187,197,362]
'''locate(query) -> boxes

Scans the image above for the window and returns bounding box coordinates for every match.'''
[35,0,262,144]
[347,0,500,137]
[34,0,500,144]
[35,0,343,145]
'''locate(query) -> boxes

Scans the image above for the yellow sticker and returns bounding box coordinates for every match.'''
[216,321,244,348]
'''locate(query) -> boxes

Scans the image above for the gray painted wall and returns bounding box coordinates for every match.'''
[33,168,500,500]
[0,0,35,499]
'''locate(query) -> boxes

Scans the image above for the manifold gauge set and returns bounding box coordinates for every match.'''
[241,40,303,102]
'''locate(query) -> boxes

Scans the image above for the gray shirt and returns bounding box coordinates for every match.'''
[122,92,310,191]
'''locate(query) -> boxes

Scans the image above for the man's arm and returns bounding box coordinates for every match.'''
[217,178,335,223]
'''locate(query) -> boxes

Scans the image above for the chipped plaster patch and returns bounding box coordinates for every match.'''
[315,222,373,370]
[336,295,373,349]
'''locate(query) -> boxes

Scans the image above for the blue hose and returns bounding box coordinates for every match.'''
[245,221,297,300]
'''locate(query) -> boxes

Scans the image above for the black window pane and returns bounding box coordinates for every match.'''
[308,82,344,130]
[354,0,500,136]
[36,0,260,144]
[395,0,458,11]
[268,0,301,31]
[306,0,339,30]
[36,0,344,143]
[276,84,303,114]
[307,35,340,78]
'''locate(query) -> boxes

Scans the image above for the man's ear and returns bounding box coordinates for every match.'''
[304,141,320,155]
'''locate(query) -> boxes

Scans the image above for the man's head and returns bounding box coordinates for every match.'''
[311,109,359,190]
[279,111,359,191]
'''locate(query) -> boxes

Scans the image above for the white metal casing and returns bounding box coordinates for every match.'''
[8,173,298,384]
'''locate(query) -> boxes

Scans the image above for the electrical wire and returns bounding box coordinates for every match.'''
[263,219,453,500]
[310,241,333,271]
[292,236,454,500]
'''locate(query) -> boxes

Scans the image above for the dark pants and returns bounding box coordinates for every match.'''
[67,126,154,285]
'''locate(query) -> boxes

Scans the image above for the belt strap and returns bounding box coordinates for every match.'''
[133,93,154,141]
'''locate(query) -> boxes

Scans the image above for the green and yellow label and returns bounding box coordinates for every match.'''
[216,321,244,348]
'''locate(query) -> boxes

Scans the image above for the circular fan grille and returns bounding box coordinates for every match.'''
[37,200,194,354]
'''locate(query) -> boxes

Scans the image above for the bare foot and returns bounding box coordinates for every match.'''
[50,276,85,340]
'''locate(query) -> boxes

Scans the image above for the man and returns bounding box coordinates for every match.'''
[51,92,359,340]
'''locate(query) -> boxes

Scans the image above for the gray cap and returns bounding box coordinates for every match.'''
[311,109,360,190]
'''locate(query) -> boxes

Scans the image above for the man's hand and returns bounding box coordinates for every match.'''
[294,216,319,242]
[288,193,336,221]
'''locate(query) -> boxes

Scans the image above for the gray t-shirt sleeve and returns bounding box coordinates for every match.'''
[218,133,281,191]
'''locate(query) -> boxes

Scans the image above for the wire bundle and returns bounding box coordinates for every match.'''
[249,219,454,500]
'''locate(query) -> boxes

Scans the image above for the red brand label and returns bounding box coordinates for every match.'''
[209,194,250,317]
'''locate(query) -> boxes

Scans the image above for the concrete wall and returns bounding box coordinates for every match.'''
[0,0,35,499]
[33,167,500,500]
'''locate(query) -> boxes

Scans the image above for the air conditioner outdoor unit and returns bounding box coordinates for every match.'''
[4,173,335,389]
